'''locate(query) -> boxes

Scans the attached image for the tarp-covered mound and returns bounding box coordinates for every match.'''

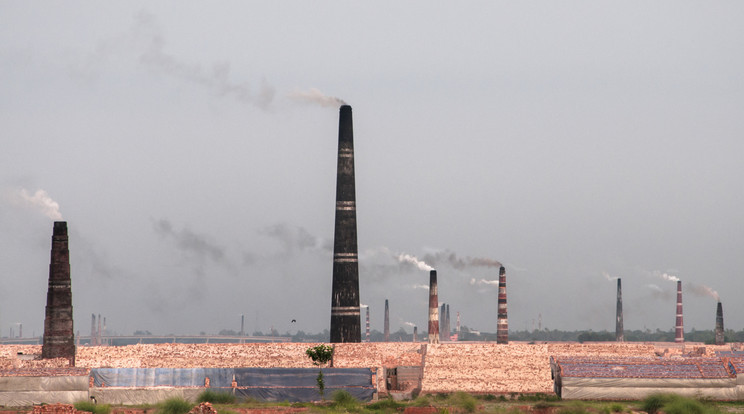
[551,356,738,400]
[90,367,375,404]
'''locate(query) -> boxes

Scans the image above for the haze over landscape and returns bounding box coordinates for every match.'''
[1,2,742,338]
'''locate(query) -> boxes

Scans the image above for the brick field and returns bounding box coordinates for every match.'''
[0,342,678,394]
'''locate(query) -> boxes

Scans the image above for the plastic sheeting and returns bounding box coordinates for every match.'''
[562,376,737,389]
[0,375,88,391]
[562,386,739,400]
[0,391,88,406]
[91,388,203,405]
[90,367,375,402]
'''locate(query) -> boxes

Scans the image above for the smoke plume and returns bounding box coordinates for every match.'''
[423,250,501,270]
[16,188,63,220]
[134,11,275,109]
[470,278,499,286]
[397,253,434,272]
[289,88,346,107]
[402,321,416,328]
[258,223,330,254]
[153,219,225,262]
[602,271,618,281]
[687,283,720,301]
[652,271,680,282]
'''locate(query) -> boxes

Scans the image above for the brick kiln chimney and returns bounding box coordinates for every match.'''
[715,301,724,345]
[98,313,102,345]
[384,299,390,341]
[497,266,509,344]
[616,278,624,342]
[439,304,445,341]
[428,270,440,344]
[90,313,96,345]
[413,326,418,342]
[330,105,361,343]
[675,280,684,343]
[446,304,451,339]
[365,306,370,342]
[41,221,75,365]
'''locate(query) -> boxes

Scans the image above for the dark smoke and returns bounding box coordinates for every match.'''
[258,223,331,254]
[133,11,275,109]
[153,219,225,262]
[422,250,501,270]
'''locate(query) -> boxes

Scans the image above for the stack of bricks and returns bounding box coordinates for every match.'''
[421,342,659,394]
[32,404,79,414]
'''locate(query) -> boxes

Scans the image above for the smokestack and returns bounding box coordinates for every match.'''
[446,304,451,339]
[616,278,624,342]
[439,304,446,341]
[330,105,361,343]
[365,306,370,342]
[41,221,75,365]
[715,301,724,345]
[456,311,461,335]
[98,313,102,346]
[240,314,245,336]
[428,270,440,344]
[19,324,22,338]
[91,314,96,346]
[413,326,418,342]
[384,299,390,342]
[497,266,509,344]
[675,280,684,343]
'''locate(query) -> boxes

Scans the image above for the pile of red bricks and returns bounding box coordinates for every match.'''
[32,404,79,414]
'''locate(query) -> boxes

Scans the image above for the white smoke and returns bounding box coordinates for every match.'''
[289,88,346,108]
[602,271,618,281]
[397,253,434,272]
[469,278,499,286]
[654,271,680,282]
[403,321,416,328]
[411,284,429,290]
[359,303,369,308]
[646,284,663,292]
[687,283,720,301]
[16,188,63,220]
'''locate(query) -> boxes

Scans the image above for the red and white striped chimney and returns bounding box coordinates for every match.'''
[365,306,370,342]
[675,280,684,343]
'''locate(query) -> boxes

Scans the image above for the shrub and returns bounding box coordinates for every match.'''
[609,403,625,413]
[367,397,404,411]
[641,393,675,414]
[451,392,478,413]
[197,389,236,404]
[412,395,431,407]
[558,401,589,414]
[74,401,111,414]
[157,397,193,414]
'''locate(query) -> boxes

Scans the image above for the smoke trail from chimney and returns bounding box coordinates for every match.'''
[16,189,63,220]
[153,219,225,262]
[470,278,499,286]
[134,11,275,109]
[687,283,720,301]
[656,271,680,282]
[423,250,501,270]
[403,321,416,328]
[289,88,347,107]
[397,253,434,272]
[602,271,619,281]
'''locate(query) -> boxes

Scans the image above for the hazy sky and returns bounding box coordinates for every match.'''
[1,2,743,338]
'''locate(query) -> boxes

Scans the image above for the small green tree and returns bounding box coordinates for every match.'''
[306,344,334,400]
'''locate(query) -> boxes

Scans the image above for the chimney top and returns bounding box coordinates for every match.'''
[53,221,67,236]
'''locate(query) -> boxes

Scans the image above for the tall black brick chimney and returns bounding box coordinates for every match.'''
[330,105,361,343]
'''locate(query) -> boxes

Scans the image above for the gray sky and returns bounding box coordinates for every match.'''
[1,2,743,337]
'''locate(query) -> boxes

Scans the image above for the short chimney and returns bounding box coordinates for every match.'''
[715,301,724,345]
[384,299,390,342]
[41,221,76,365]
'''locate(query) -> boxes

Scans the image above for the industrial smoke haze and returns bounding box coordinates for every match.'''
[289,88,347,107]
[688,283,720,301]
[470,278,499,286]
[397,253,434,271]
[656,271,680,282]
[603,271,619,281]
[423,250,501,270]
[134,11,275,109]
[16,189,63,220]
